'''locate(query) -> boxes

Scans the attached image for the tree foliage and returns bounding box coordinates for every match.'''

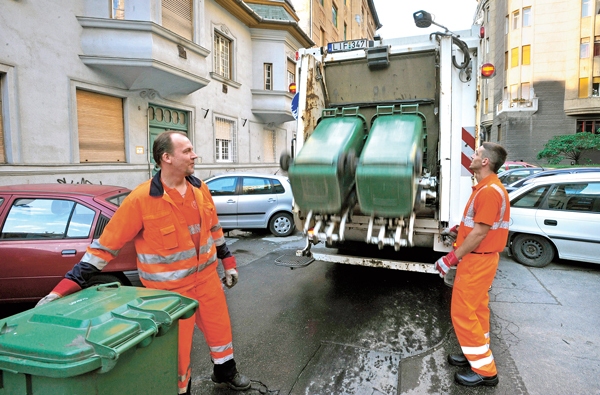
[537,133,600,165]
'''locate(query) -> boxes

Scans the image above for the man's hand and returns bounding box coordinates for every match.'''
[35,278,82,307]
[36,292,61,307]
[222,268,239,288]
[434,250,460,278]
[441,225,459,246]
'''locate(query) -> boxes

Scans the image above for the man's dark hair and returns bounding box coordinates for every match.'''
[152,131,180,167]
[482,142,508,173]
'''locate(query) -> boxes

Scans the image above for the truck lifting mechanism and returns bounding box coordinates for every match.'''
[279,11,492,273]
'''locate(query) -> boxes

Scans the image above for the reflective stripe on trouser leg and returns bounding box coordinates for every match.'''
[451,253,499,376]
[194,270,234,364]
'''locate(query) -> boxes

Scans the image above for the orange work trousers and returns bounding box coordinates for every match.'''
[176,267,234,394]
[451,252,498,377]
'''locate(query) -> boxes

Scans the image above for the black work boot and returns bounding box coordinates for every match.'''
[447,353,470,367]
[211,359,251,391]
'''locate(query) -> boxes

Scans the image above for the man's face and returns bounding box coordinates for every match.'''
[165,133,197,176]
[470,146,488,171]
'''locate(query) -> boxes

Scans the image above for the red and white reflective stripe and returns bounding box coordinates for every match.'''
[461,126,475,176]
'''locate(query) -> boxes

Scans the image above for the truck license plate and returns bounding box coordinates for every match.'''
[327,39,369,53]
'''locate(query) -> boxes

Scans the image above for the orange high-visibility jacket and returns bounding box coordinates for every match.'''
[70,173,230,290]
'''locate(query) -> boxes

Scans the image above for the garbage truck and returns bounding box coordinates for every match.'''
[279,14,488,275]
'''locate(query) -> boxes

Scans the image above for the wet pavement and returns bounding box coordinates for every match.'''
[2,230,598,394]
[189,231,600,395]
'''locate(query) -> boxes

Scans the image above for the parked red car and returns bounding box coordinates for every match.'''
[0,184,139,303]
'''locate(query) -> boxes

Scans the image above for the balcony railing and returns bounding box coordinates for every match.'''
[496,97,538,114]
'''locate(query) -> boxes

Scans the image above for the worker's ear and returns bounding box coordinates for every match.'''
[161,152,172,164]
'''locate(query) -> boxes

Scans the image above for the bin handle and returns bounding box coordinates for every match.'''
[96,282,121,291]
[84,313,158,373]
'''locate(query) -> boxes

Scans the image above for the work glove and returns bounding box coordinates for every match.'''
[441,225,459,246]
[35,278,82,307]
[221,256,238,288]
[434,250,460,278]
[222,268,239,289]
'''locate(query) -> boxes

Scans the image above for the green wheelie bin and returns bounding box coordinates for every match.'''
[0,283,197,395]
[355,112,424,217]
[288,108,367,214]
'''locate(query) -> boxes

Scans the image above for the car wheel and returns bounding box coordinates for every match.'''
[86,273,127,287]
[269,212,294,237]
[511,234,555,268]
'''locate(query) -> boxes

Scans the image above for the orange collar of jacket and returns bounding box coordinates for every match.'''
[149,170,202,197]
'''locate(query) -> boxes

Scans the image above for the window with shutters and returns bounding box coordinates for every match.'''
[0,74,5,163]
[215,116,237,162]
[262,130,276,163]
[522,45,531,65]
[264,63,273,90]
[111,0,125,19]
[579,77,589,98]
[511,47,519,67]
[76,90,125,163]
[287,59,295,88]
[214,32,232,79]
[162,0,193,41]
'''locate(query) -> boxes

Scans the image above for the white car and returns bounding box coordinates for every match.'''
[204,173,295,237]
[507,172,600,267]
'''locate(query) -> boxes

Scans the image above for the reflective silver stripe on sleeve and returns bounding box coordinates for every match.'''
[82,252,109,270]
[188,224,201,235]
[137,248,197,264]
[199,237,215,254]
[213,235,226,247]
[210,342,233,353]
[211,223,222,232]
[90,239,120,256]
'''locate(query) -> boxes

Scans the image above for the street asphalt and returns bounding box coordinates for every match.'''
[188,231,600,395]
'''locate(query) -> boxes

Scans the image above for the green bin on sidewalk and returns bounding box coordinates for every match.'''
[0,283,197,395]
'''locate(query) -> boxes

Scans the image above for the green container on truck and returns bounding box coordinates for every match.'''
[288,108,367,214]
[0,283,197,395]
[356,110,425,217]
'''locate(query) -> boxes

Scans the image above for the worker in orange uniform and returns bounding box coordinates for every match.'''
[434,142,509,387]
[37,131,251,394]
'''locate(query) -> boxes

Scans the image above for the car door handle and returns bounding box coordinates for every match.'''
[61,249,77,255]
[226,199,236,204]
[544,219,557,226]
[267,198,276,203]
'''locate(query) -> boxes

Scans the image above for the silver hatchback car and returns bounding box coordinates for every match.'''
[204,173,295,237]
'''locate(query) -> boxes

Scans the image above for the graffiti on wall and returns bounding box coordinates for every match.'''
[57,177,103,185]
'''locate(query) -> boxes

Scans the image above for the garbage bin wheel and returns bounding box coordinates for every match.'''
[280,152,292,171]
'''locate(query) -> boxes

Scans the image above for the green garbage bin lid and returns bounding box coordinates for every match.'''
[0,283,197,378]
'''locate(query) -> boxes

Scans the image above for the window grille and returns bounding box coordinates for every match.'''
[215,116,237,162]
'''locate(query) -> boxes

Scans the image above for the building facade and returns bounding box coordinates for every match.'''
[0,0,312,188]
[292,0,381,46]
[478,0,600,165]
